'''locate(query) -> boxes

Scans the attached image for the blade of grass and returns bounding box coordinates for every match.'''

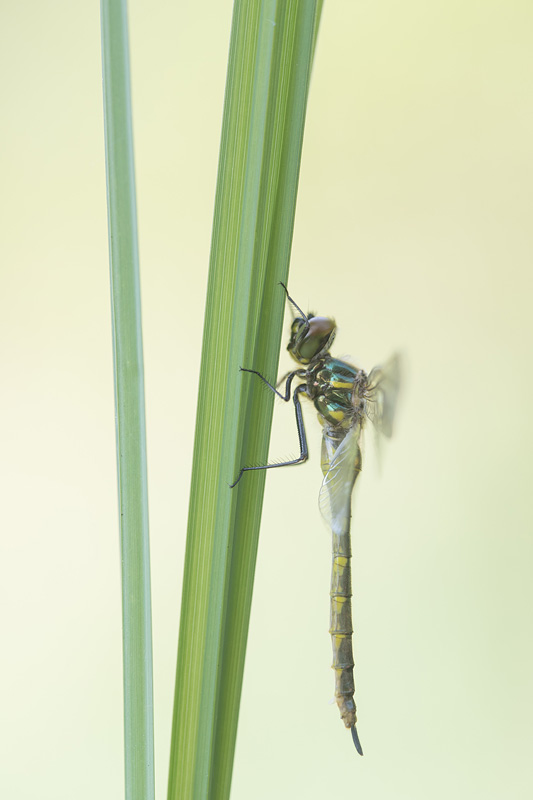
[168,2,321,798]
[100,3,155,800]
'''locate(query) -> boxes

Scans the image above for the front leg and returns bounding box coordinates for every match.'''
[239,367,303,401]
[230,372,310,487]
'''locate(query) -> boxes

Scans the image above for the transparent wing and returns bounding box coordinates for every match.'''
[319,422,363,536]
[365,353,401,438]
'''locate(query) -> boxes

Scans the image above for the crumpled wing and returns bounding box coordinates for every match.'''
[319,422,363,536]
[365,353,401,438]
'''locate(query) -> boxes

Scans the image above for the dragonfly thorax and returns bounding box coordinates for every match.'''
[306,356,367,430]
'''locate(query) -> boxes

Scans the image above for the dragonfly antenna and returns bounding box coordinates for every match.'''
[351,725,364,756]
[279,281,309,324]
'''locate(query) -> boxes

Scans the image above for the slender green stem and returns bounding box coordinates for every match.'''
[167,3,321,799]
[101,2,154,799]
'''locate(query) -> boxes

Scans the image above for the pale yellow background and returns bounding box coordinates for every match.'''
[1,2,531,799]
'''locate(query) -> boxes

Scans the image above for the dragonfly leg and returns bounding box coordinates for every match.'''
[239,367,302,401]
[276,369,304,390]
[230,383,309,487]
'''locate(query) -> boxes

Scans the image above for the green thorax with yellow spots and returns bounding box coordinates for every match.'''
[306,356,368,430]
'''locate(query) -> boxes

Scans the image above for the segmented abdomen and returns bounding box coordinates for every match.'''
[330,529,357,728]
[318,412,363,739]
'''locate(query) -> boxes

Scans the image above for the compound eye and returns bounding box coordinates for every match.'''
[299,317,335,360]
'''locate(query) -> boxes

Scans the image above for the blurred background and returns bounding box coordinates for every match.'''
[1,1,532,798]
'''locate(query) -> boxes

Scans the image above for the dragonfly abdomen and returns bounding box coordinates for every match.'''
[330,532,357,729]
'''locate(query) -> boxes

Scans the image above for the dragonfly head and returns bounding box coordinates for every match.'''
[287,314,337,364]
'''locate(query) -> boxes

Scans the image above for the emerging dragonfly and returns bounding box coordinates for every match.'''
[231,283,400,755]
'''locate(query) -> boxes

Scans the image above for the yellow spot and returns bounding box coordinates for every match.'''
[331,380,352,389]
[334,556,348,568]
[331,635,344,656]
[329,408,345,421]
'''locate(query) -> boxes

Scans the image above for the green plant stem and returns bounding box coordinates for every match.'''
[167,2,321,799]
[101,2,155,799]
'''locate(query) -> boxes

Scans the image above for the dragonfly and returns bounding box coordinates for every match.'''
[231,283,400,755]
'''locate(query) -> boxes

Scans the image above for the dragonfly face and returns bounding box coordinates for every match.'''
[287,314,337,365]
